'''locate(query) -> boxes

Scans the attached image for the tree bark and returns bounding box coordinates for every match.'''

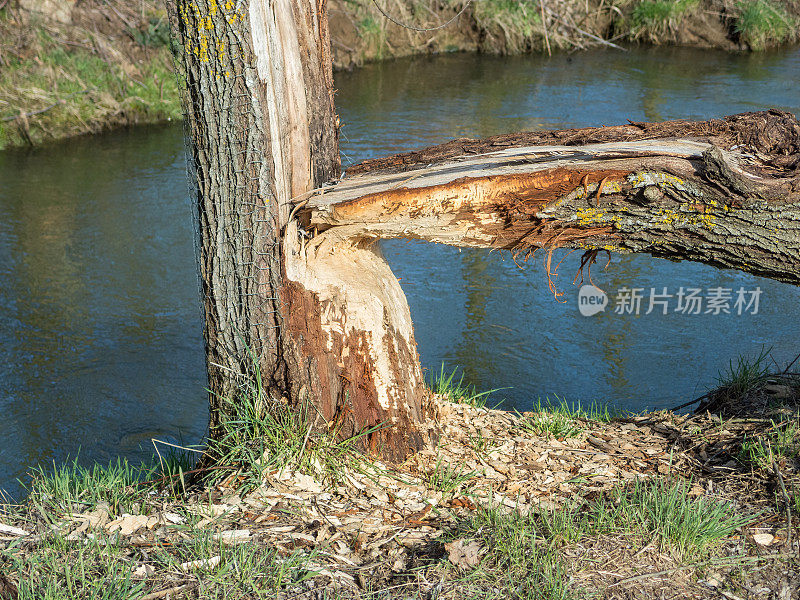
[168,0,429,457]
[168,0,799,462]
[304,111,800,287]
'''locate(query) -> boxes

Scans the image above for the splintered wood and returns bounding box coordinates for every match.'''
[300,110,800,284]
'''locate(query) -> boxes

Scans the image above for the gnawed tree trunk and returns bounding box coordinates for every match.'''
[168,0,429,458]
[303,111,800,286]
[169,0,799,462]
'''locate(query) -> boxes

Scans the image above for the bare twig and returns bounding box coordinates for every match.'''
[782,350,800,374]
[669,392,710,413]
[545,7,627,51]
[771,459,793,550]
[139,582,198,600]
[371,0,472,32]
[1,90,91,122]
[539,0,551,57]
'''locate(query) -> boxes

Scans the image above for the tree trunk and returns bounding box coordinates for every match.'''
[168,0,799,462]
[168,0,429,458]
[304,111,800,286]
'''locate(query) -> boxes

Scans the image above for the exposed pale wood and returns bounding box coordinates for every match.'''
[323,140,711,205]
[169,0,428,458]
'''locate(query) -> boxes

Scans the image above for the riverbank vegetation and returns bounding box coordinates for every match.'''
[1,357,797,599]
[330,0,800,66]
[0,1,180,150]
[1,0,799,150]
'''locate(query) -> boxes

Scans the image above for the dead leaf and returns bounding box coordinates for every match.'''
[444,539,482,569]
[132,564,155,579]
[293,472,323,494]
[106,514,149,536]
[752,533,774,546]
[162,512,184,524]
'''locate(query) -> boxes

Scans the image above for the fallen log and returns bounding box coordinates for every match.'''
[301,110,800,285]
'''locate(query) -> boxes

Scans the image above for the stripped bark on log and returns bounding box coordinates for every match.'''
[302,111,800,285]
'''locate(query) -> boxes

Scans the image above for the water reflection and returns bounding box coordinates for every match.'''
[0,125,207,499]
[1,46,799,498]
[336,47,800,413]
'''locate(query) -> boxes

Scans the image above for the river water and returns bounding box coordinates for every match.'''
[1,47,798,498]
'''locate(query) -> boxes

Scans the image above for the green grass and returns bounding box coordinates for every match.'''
[628,0,699,39]
[603,478,754,554]
[23,456,156,517]
[356,14,387,60]
[2,524,317,599]
[533,478,750,553]
[7,533,146,600]
[735,0,796,51]
[429,364,499,409]
[0,25,180,150]
[456,477,753,597]
[466,506,573,600]
[207,351,376,493]
[516,397,616,438]
[715,347,771,400]
[738,417,800,470]
[358,15,383,39]
[467,429,497,456]
[425,456,477,495]
[20,442,202,516]
[129,16,171,49]
[471,0,543,52]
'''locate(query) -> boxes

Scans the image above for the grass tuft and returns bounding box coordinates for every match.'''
[537,477,753,555]
[471,0,543,52]
[609,478,754,554]
[629,0,699,40]
[466,506,574,600]
[517,396,616,438]
[429,364,499,409]
[738,417,800,470]
[206,351,375,493]
[24,456,153,516]
[425,456,477,496]
[735,0,796,51]
[457,477,753,597]
[2,527,317,599]
[715,347,771,400]
[8,533,146,600]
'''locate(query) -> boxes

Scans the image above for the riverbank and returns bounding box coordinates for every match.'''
[329,0,800,68]
[1,0,799,150]
[0,1,181,151]
[1,365,798,598]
